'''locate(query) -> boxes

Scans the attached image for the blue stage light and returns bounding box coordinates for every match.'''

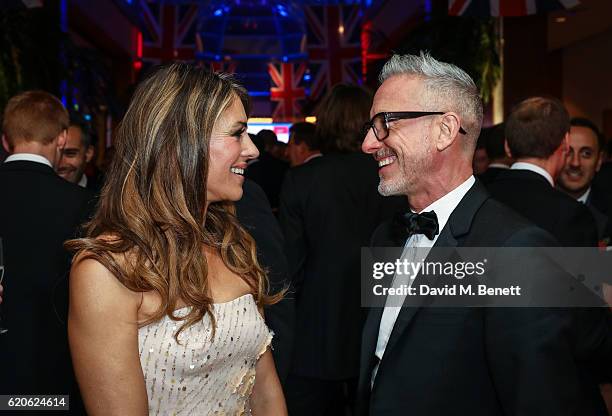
[214,8,223,17]
[276,5,288,17]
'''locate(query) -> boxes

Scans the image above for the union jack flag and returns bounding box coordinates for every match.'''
[208,61,238,74]
[305,5,363,101]
[449,0,580,16]
[194,34,237,73]
[268,62,307,121]
[139,0,199,63]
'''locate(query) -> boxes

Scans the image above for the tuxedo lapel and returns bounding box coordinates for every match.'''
[358,221,404,394]
[359,306,384,385]
[377,181,490,361]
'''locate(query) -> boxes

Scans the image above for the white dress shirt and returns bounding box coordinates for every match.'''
[78,174,88,188]
[372,175,476,385]
[577,187,591,204]
[303,153,323,164]
[4,153,52,168]
[511,162,554,186]
[488,162,510,169]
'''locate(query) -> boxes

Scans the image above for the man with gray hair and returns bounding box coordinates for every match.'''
[358,52,612,415]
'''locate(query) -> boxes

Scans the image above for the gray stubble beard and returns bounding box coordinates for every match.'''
[378,175,408,196]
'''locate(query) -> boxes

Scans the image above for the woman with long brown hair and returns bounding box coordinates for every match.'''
[66,64,287,415]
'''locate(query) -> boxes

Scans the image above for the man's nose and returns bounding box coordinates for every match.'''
[362,129,382,155]
[568,151,580,167]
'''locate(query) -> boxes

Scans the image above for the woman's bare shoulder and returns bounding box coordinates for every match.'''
[70,236,142,317]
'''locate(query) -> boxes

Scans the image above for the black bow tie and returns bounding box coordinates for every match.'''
[392,210,439,242]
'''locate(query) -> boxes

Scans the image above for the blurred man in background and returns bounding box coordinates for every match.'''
[478,123,512,184]
[0,90,94,402]
[245,129,289,212]
[56,119,99,191]
[286,122,321,167]
[472,133,489,174]
[558,117,612,244]
[486,97,598,246]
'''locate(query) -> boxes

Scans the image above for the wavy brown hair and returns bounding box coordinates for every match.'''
[66,63,280,339]
[315,84,372,154]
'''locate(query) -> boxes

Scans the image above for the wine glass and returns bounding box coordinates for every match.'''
[0,237,7,334]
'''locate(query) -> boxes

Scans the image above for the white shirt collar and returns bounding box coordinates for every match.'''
[78,174,88,188]
[577,187,591,204]
[412,175,476,242]
[4,153,53,168]
[511,162,554,187]
[488,162,510,169]
[303,153,323,164]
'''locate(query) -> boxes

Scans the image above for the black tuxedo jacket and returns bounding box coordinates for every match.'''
[486,169,598,246]
[279,153,407,380]
[0,160,94,396]
[584,199,612,244]
[592,162,612,201]
[358,180,612,416]
[244,151,289,211]
[586,184,612,242]
[477,166,508,185]
[235,179,294,384]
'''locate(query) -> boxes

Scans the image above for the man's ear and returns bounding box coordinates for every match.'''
[57,129,67,150]
[504,138,513,159]
[554,133,570,172]
[561,132,570,155]
[436,112,462,151]
[1,135,11,153]
[596,150,604,172]
[85,144,95,163]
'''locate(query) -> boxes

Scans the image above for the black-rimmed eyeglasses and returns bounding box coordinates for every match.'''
[363,111,467,141]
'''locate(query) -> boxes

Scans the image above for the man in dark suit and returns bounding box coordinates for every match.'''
[56,118,103,193]
[558,117,612,244]
[478,123,512,184]
[486,97,598,247]
[245,130,289,213]
[592,140,612,203]
[286,122,322,167]
[235,178,295,386]
[358,53,612,415]
[0,91,94,401]
[280,84,406,415]
[472,132,489,174]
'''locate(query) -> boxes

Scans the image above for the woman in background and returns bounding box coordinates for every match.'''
[279,85,407,415]
[66,64,287,415]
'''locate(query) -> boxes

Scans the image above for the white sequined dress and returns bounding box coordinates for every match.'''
[138,294,272,415]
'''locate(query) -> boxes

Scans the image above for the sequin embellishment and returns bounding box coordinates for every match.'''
[138,294,272,415]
